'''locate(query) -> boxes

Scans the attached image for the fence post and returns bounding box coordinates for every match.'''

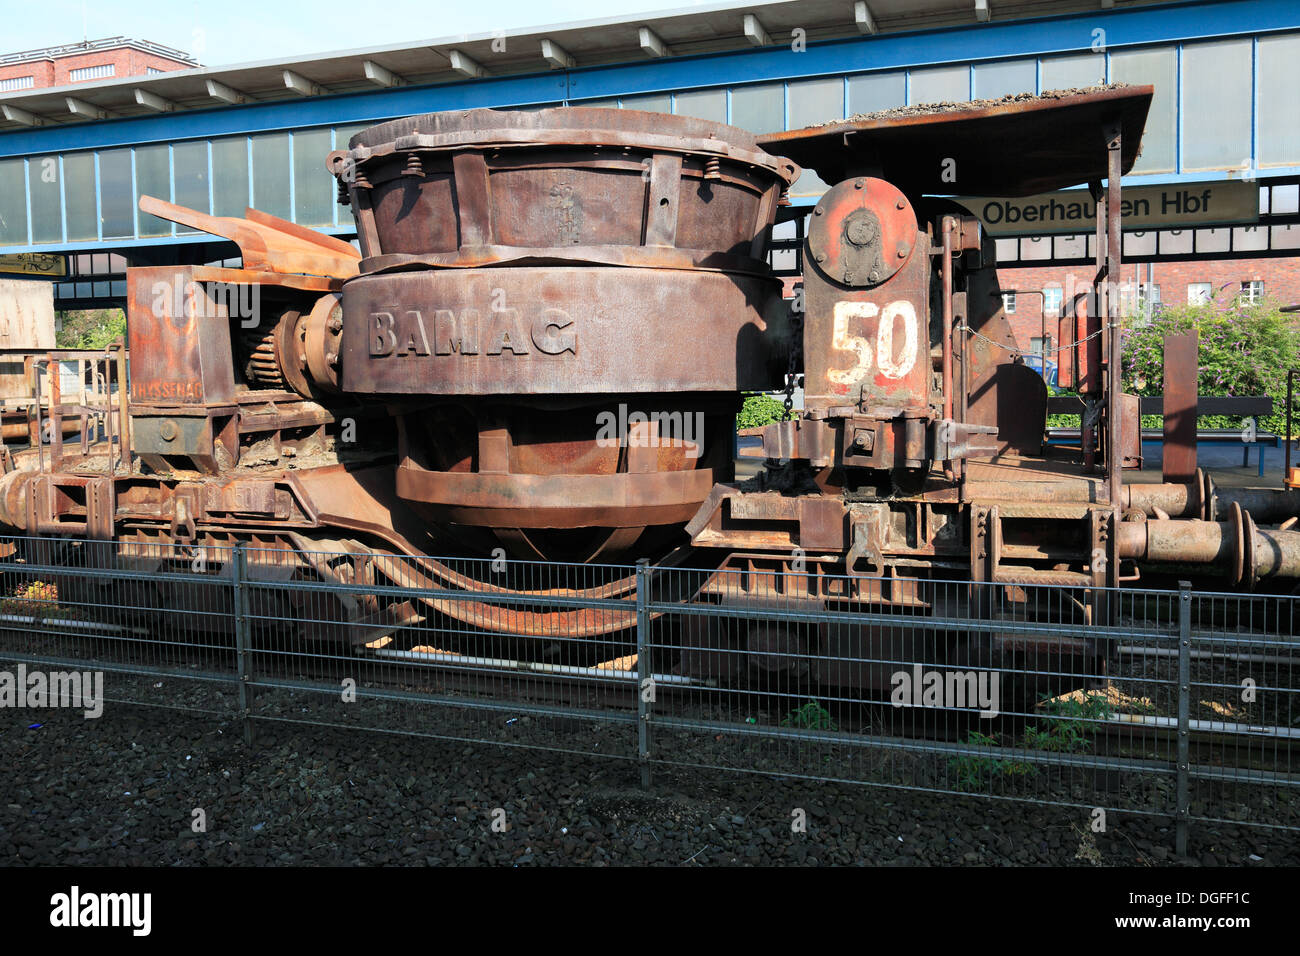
[635,558,653,789]
[232,543,255,747]
[1175,580,1192,857]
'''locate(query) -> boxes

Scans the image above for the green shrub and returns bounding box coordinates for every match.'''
[948,730,1035,791]
[1022,692,1112,754]
[780,699,837,731]
[56,308,127,350]
[737,392,787,429]
[1046,296,1300,435]
[1122,296,1300,436]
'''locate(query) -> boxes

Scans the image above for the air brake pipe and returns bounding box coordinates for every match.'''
[960,475,1300,525]
[1124,483,1300,524]
[1117,519,1300,580]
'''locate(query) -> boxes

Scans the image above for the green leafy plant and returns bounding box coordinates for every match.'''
[780,699,837,731]
[736,392,787,430]
[949,730,1035,791]
[1045,295,1300,434]
[56,308,127,350]
[1023,692,1112,754]
[1123,296,1300,436]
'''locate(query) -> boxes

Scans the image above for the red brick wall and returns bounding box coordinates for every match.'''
[996,256,1300,357]
[0,47,190,89]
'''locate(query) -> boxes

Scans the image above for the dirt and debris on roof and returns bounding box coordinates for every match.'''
[822,84,1132,127]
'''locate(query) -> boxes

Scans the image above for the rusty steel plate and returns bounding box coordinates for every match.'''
[965,362,1049,456]
[336,106,798,266]
[344,106,790,172]
[340,266,782,395]
[802,243,930,408]
[807,177,917,287]
[395,464,715,529]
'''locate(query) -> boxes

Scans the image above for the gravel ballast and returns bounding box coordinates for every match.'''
[3,702,1296,867]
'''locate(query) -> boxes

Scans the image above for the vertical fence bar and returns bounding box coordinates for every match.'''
[1176,580,1192,857]
[232,543,255,746]
[635,558,652,789]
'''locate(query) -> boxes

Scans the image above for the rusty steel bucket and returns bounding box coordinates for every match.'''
[329,107,799,561]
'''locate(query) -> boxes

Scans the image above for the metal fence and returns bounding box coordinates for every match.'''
[0,533,1296,854]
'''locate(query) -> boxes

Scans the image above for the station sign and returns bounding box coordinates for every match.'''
[962,180,1259,236]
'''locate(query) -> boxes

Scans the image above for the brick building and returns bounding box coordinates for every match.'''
[0,38,196,92]
[997,257,1300,363]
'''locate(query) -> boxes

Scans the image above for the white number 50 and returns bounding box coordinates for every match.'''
[829,299,918,385]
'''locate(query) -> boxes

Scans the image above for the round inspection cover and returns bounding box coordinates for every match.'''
[807,177,918,288]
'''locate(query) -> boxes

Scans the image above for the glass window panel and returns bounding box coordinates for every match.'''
[293,127,334,226]
[788,77,843,129]
[730,82,783,133]
[1182,39,1252,171]
[28,155,62,243]
[1259,33,1300,167]
[972,59,1036,98]
[1018,238,1051,261]
[173,140,209,228]
[1273,224,1300,248]
[212,137,249,218]
[63,153,97,241]
[1040,53,1105,90]
[0,158,28,245]
[909,65,969,104]
[673,88,726,123]
[1110,47,1176,173]
[620,93,671,112]
[790,169,830,198]
[136,144,171,237]
[251,133,290,220]
[97,149,133,240]
[847,72,905,114]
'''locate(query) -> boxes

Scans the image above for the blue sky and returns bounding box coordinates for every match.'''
[0,0,704,65]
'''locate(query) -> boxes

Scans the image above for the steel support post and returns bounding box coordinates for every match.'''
[635,558,653,789]
[1176,580,1192,857]
[232,542,255,746]
[1105,123,1124,505]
